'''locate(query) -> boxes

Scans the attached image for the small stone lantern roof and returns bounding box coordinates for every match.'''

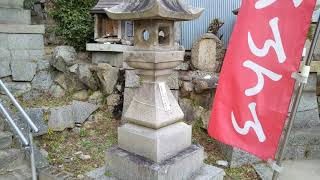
[91,0,128,14]
[105,0,204,21]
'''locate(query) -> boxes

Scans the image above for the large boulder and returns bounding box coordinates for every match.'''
[31,71,53,90]
[77,64,98,90]
[51,46,77,72]
[94,63,119,95]
[191,33,221,72]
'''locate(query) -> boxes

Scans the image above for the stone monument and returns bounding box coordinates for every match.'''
[90,0,226,179]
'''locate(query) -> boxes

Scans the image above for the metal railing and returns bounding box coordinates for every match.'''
[0,79,39,180]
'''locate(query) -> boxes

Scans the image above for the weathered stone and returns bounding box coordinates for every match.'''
[0,149,24,171]
[54,72,85,92]
[179,98,195,122]
[191,33,220,71]
[0,8,31,25]
[293,92,320,128]
[105,145,204,180]
[1,82,31,96]
[107,94,121,107]
[0,0,24,8]
[51,46,77,72]
[72,100,99,124]
[218,143,260,167]
[0,60,11,78]
[49,84,65,98]
[118,122,192,163]
[77,64,98,90]
[125,70,140,88]
[22,89,42,101]
[32,71,53,90]
[191,92,214,109]
[0,132,12,150]
[94,63,119,95]
[72,90,89,101]
[48,105,74,131]
[11,61,37,81]
[8,34,43,50]
[200,110,211,129]
[0,24,44,34]
[14,108,48,137]
[37,59,50,71]
[92,52,124,67]
[69,64,78,73]
[88,91,104,105]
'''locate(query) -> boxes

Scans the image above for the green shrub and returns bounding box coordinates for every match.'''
[49,0,98,50]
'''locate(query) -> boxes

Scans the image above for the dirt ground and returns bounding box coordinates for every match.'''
[22,95,259,179]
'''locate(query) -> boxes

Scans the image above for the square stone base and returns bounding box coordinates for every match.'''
[86,164,225,180]
[118,122,191,162]
[104,144,205,180]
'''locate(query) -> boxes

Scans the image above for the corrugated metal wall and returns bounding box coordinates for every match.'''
[182,0,241,50]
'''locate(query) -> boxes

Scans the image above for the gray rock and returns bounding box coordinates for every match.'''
[0,60,11,78]
[218,143,260,167]
[95,63,119,95]
[15,108,48,137]
[122,88,139,122]
[32,71,53,90]
[48,105,74,131]
[72,90,89,101]
[72,100,99,124]
[92,52,124,68]
[22,89,42,101]
[51,46,77,72]
[1,82,31,96]
[200,110,211,129]
[11,61,37,81]
[54,72,85,92]
[68,64,78,73]
[37,59,50,71]
[49,84,65,98]
[179,98,195,122]
[77,64,98,90]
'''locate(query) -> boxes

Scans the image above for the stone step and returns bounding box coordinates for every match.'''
[0,8,31,25]
[0,131,13,149]
[285,128,320,160]
[0,164,32,180]
[0,148,24,172]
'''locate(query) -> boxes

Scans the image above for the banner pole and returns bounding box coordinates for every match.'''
[272,15,320,180]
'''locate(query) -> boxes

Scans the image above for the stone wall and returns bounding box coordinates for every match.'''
[0,0,48,97]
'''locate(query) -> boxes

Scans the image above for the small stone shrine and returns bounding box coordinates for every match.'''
[95,0,226,179]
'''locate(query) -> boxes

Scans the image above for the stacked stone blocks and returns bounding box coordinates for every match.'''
[0,0,45,95]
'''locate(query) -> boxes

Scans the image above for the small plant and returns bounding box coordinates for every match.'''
[208,18,224,40]
[48,0,98,50]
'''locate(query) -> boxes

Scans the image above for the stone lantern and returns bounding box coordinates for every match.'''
[98,0,225,179]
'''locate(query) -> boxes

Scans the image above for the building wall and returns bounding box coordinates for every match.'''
[181,0,241,50]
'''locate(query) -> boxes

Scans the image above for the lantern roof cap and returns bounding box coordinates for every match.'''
[91,0,127,14]
[104,0,204,21]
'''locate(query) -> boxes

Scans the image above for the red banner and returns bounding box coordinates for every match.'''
[208,0,316,160]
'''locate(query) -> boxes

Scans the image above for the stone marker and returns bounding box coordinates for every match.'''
[191,33,221,72]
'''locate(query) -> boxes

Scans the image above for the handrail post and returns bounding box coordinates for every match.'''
[29,130,37,180]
